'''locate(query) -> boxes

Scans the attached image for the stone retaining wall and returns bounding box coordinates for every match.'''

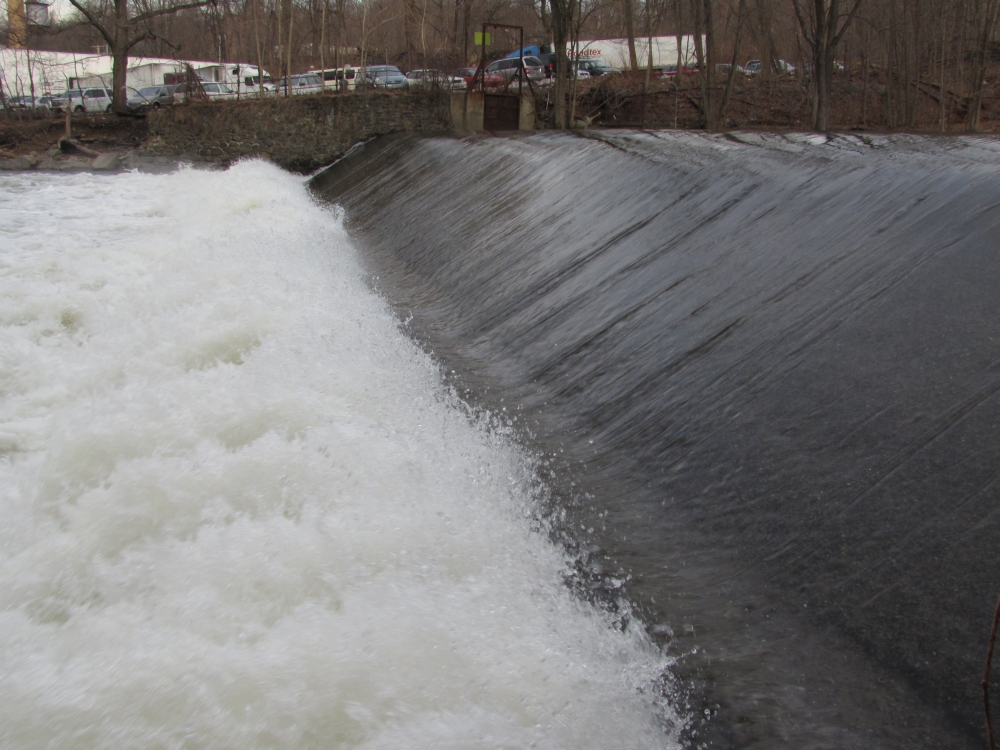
[145,90,453,172]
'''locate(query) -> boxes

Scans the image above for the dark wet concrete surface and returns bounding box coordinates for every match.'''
[312,130,1000,749]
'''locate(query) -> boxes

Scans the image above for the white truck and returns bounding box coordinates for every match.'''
[571,36,701,71]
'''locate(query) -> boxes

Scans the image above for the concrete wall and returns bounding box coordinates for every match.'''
[145,90,453,172]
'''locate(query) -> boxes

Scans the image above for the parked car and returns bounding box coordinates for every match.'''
[799,61,845,74]
[240,74,276,96]
[658,64,699,77]
[746,59,795,75]
[172,81,235,102]
[405,69,466,90]
[483,55,545,86]
[362,65,408,89]
[535,52,557,78]
[716,63,748,76]
[313,67,360,91]
[538,65,589,84]
[51,87,113,113]
[127,85,174,110]
[205,82,236,99]
[7,95,51,110]
[454,67,478,86]
[276,73,324,95]
[577,59,618,77]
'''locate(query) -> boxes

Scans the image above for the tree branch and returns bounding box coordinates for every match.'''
[791,0,816,50]
[128,0,214,26]
[66,0,114,46]
[126,30,152,51]
[832,0,865,48]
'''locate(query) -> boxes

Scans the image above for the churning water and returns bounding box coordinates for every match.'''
[0,163,683,749]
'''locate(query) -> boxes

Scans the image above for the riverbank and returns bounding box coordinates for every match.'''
[2,75,997,173]
[0,114,179,172]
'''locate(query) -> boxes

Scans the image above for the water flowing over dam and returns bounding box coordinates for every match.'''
[0,165,681,749]
[312,130,1000,749]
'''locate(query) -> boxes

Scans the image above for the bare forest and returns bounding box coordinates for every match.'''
[6,0,1000,130]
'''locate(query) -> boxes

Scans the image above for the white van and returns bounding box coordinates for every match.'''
[311,67,360,91]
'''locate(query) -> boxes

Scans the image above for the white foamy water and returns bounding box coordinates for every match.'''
[0,162,682,749]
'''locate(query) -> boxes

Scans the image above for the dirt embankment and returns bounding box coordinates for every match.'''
[0,114,185,172]
[565,70,1000,132]
[1,114,146,154]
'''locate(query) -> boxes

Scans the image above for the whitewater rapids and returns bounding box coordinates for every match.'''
[0,162,682,749]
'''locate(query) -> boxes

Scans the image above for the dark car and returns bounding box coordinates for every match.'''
[577,59,618,77]
[361,65,407,89]
[535,52,557,78]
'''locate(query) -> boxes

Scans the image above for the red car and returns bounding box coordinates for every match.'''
[455,67,478,86]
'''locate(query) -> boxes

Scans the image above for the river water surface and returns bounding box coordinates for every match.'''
[0,164,683,748]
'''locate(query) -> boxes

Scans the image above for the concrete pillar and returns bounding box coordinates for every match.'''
[519,94,535,131]
[450,92,467,133]
[465,92,484,132]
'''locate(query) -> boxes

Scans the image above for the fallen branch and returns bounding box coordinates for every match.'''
[985,595,1000,750]
[58,137,102,157]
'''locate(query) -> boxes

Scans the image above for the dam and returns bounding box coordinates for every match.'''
[0,129,997,748]
[312,130,1000,749]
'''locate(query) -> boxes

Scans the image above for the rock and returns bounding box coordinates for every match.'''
[92,152,122,170]
[0,155,33,170]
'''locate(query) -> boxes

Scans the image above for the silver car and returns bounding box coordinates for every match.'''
[405,69,466,90]
[127,85,174,110]
[484,56,545,85]
[276,73,324,96]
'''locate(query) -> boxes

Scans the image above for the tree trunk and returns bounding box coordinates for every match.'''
[254,0,265,98]
[704,0,717,129]
[551,0,573,128]
[691,0,709,127]
[968,0,1000,131]
[286,0,294,96]
[719,0,746,123]
[319,0,327,89]
[624,0,640,71]
[795,0,863,131]
[674,0,683,127]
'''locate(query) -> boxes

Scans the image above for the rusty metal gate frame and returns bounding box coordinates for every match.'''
[469,22,538,130]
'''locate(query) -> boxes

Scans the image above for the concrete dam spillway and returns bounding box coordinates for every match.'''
[312,130,1000,749]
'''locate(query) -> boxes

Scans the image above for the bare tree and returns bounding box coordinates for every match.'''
[967,0,1000,130]
[68,0,215,112]
[792,0,864,130]
[550,0,578,126]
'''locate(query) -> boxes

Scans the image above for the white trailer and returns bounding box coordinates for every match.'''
[78,62,186,96]
[0,49,111,98]
[0,50,268,100]
[570,36,701,71]
[194,63,273,98]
